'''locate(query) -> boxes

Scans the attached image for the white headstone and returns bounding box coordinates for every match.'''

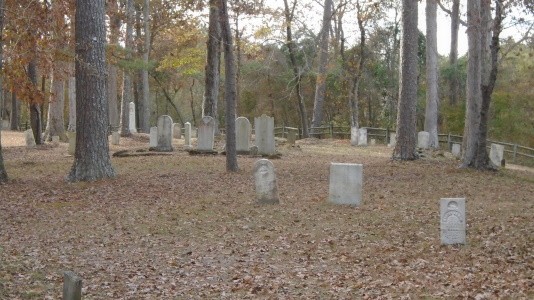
[328,163,363,206]
[489,143,504,167]
[418,131,430,149]
[67,131,76,155]
[173,123,181,139]
[128,102,137,133]
[197,116,215,151]
[253,159,279,204]
[451,143,461,158]
[440,198,466,245]
[350,127,358,146]
[25,129,36,148]
[157,115,173,152]
[236,117,251,153]
[254,114,275,155]
[388,133,397,147]
[111,131,120,145]
[358,128,367,146]
[184,122,192,147]
[149,126,158,148]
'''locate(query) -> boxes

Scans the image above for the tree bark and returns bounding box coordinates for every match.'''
[67,74,76,132]
[45,67,67,141]
[9,91,19,130]
[107,0,120,131]
[68,0,115,182]
[449,0,460,106]
[204,0,221,134]
[28,61,42,145]
[138,0,151,133]
[120,0,134,137]
[393,0,418,160]
[348,1,367,129]
[219,0,238,172]
[0,0,7,183]
[311,0,333,131]
[425,0,439,148]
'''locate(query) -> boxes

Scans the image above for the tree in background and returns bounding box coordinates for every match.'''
[424,0,439,148]
[120,0,135,137]
[0,0,7,183]
[138,0,151,133]
[204,0,221,133]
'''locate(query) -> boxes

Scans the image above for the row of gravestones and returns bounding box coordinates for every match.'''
[254,159,466,246]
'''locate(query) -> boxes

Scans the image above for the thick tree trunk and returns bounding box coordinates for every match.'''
[425,0,439,148]
[120,0,134,137]
[28,61,42,145]
[107,0,121,130]
[67,75,76,131]
[349,2,366,129]
[449,0,460,106]
[68,0,115,182]
[45,67,67,141]
[204,0,221,134]
[311,0,333,131]
[0,0,7,182]
[219,0,238,172]
[393,0,418,160]
[139,0,151,133]
[10,92,19,130]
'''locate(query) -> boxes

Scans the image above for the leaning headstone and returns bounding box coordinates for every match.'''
[287,128,298,145]
[418,131,430,149]
[129,102,137,133]
[489,143,505,167]
[67,131,76,155]
[451,143,461,158]
[149,126,158,148]
[254,114,275,155]
[157,115,173,152]
[111,131,120,145]
[253,159,279,204]
[197,116,215,151]
[440,198,466,245]
[388,133,397,148]
[350,127,358,146]
[25,129,36,148]
[358,128,368,146]
[173,123,181,139]
[328,163,363,206]
[63,271,82,300]
[184,122,192,147]
[236,117,251,153]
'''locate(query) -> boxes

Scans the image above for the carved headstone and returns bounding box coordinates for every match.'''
[350,127,358,146]
[25,129,36,148]
[157,115,173,152]
[254,114,275,155]
[253,159,279,204]
[440,198,466,245]
[328,163,363,206]
[173,123,181,139]
[111,131,120,145]
[197,116,215,151]
[489,143,505,167]
[358,128,368,146]
[184,122,192,147]
[149,126,158,148]
[451,143,461,158]
[128,102,137,133]
[418,131,430,149]
[236,117,251,153]
[388,133,397,147]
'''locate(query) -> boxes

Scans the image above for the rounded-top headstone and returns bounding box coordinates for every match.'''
[253,159,279,204]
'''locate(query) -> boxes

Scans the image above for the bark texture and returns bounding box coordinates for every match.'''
[120,0,134,137]
[138,0,151,133]
[204,0,221,133]
[68,0,115,182]
[28,61,42,145]
[107,0,121,131]
[424,0,439,148]
[45,68,67,141]
[449,0,460,106]
[0,0,7,182]
[393,0,418,160]
[9,92,19,130]
[68,75,76,132]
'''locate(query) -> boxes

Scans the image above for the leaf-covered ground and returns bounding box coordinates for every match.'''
[1,131,533,299]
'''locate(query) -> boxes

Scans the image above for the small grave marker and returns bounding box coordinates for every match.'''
[328,163,363,206]
[440,198,466,245]
[253,159,279,204]
[63,271,82,300]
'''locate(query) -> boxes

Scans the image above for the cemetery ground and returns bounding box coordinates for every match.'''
[1,131,533,299]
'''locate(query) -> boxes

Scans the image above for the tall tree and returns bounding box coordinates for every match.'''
[0,0,8,183]
[449,0,460,106]
[120,0,134,137]
[9,91,19,130]
[393,0,418,160]
[107,0,121,131]
[68,0,115,182]
[424,0,439,148]
[28,60,42,145]
[204,0,221,133]
[219,0,238,172]
[311,0,333,132]
[138,0,151,133]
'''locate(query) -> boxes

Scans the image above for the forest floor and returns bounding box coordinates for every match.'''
[0,130,533,299]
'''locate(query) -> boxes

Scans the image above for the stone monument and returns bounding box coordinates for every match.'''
[253,159,279,204]
[489,143,505,167]
[254,114,275,155]
[149,126,158,148]
[358,128,368,146]
[25,129,36,148]
[197,116,215,151]
[184,122,192,148]
[418,131,430,149]
[236,117,251,153]
[440,198,466,245]
[328,163,363,206]
[157,115,173,152]
[173,123,181,139]
[128,102,137,133]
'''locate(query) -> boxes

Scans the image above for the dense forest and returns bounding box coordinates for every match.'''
[0,0,532,148]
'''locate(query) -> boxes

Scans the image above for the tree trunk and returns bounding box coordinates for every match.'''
[137,0,150,133]
[10,91,19,130]
[68,74,76,131]
[311,0,333,131]
[68,0,115,182]
[219,0,238,172]
[393,0,418,160]
[45,67,67,141]
[28,61,42,145]
[424,0,439,148]
[120,0,134,137]
[449,0,460,106]
[348,1,367,129]
[107,0,121,131]
[204,0,221,133]
[0,0,7,183]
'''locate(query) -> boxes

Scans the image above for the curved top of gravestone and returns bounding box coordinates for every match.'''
[201,116,214,125]
[158,115,173,122]
[253,159,274,173]
[236,116,250,123]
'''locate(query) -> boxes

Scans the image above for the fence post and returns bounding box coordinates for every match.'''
[447,133,451,150]
[513,144,517,163]
[330,123,333,138]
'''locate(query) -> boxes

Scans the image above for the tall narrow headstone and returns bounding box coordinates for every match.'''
[173,123,182,139]
[489,143,505,167]
[157,115,173,152]
[67,131,76,155]
[184,122,192,147]
[328,163,363,206]
[197,116,215,151]
[63,271,82,300]
[25,129,36,148]
[287,128,298,145]
[253,159,279,204]
[236,117,251,153]
[111,131,120,145]
[418,131,430,149]
[149,126,158,148]
[254,114,275,155]
[451,143,461,158]
[388,133,397,148]
[440,198,466,245]
[350,127,358,146]
[129,102,137,133]
[358,128,368,146]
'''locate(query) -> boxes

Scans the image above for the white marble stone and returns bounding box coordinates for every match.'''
[128,102,137,133]
[173,123,181,139]
[451,143,461,158]
[157,115,173,152]
[328,163,362,206]
[418,131,430,149]
[111,132,120,145]
[350,127,358,146]
[358,128,367,146]
[440,198,466,245]
[184,122,192,147]
[149,126,158,148]
[254,114,275,155]
[388,133,397,148]
[236,117,251,153]
[253,159,279,204]
[197,116,215,151]
[489,143,505,167]
[25,129,36,148]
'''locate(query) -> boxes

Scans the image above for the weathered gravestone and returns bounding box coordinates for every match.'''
[254,114,275,155]
[328,163,363,206]
[51,135,60,146]
[358,128,368,146]
[184,122,192,148]
[253,159,279,204]
[111,131,120,145]
[370,138,376,146]
[287,128,298,145]
[1,120,9,129]
[236,117,251,153]
[451,143,461,158]
[67,131,76,155]
[149,126,158,148]
[197,116,215,151]
[350,127,358,146]
[418,131,430,149]
[440,198,466,245]
[173,123,181,139]
[157,115,173,152]
[129,102,137,133]
[25,129,36,148]
[489,143,505,167]
[388,133,397,148]
[63,271,82,300]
